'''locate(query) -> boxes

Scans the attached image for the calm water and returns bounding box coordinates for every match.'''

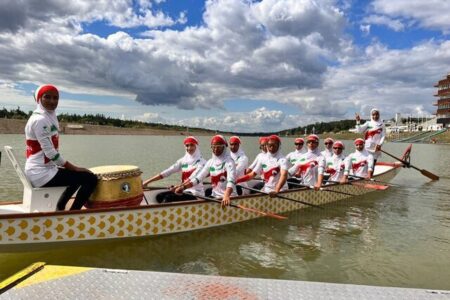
[0,134,449,290]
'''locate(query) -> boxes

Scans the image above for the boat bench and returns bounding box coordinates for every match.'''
[4,146,67,213]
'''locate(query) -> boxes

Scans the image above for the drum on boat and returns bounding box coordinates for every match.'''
[87,165,143,209]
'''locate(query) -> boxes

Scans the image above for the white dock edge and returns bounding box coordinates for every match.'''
[1,264,449,299]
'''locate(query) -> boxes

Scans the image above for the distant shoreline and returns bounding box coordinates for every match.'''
[1,118,448,143]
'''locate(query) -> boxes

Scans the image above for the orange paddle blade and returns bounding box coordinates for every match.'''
[236,204,287,220]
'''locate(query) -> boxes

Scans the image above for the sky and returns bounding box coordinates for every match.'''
[0,0,449,133]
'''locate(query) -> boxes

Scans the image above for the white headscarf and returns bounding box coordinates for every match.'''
[182,142,203,165]
[34,84,60,130]
[370,108,382,126]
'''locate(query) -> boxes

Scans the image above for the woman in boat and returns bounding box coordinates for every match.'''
[321,137,334,160]
[229,136,249,195]
[25,84,98,211]
[245,136,268,190]
[285,137,305,188]
[143,136,206,203]
[342,138,374,182]
[355,108,385,164]
[174,135,236,206]
[324,140,346,184]
[237,135,288,194]
[286,134,325,190]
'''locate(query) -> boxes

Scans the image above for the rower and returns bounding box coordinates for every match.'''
[355,108,385,165]
[237,135,288,194]
[174,135,236,206]
[324,140,346,184]
[342,138,374,183]
[245,136,268,190]
[229,136,249,195]
[321,137,334,160]
[287,134,325,190]
[285,137,305,188]
[142,136,206,203]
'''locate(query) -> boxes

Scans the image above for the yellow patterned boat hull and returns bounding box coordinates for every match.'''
[0,163,401,246]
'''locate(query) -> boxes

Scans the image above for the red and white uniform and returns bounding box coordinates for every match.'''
[25,95,66,187]
[321,148,333,160]
[230,148,249,194]
[252,151,288,193]
[286,148,306,168]
[192,153,237,198]
[355,109,385,159]
[248,152,266,171]
[288,148,325,186]
[160,152,206,196]
[325,153,346,182]
[344,149,374,178]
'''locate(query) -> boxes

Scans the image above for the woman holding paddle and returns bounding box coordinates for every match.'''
[174,135,237,206]
[142,136,206,203]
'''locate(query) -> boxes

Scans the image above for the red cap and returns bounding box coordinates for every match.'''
[324,137,334,143]
[307,134,319,142]
[211,135,227,145]
[259,136,268,144]
[35,84,58,103]
[229,136,241,144]
[294,138,304,144]
[333,141,344,149]
[354,138,365,145]
[183,136,198,145]
[267,135,281,144]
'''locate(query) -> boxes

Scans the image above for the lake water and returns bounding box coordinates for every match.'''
[0,134,449,290]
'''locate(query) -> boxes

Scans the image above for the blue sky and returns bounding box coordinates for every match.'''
[0,0,449,132]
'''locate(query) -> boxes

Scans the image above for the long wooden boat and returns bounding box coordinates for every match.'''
[0,145,408,247]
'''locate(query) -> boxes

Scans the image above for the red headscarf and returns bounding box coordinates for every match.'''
[34,84,58,103]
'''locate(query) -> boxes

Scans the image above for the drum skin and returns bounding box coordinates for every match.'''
[87,165,143,208]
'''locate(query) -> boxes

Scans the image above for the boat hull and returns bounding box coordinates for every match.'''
[0,163,401,246]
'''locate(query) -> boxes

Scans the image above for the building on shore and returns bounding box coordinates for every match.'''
[433,73,450,128]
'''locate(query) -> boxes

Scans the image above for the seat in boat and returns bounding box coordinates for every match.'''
[3,146,67,213]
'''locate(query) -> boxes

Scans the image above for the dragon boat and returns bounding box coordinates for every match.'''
[0,145,411,247]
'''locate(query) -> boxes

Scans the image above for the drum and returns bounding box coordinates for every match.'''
[87,165,143,209]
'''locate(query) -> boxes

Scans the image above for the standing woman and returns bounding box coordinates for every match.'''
[25,84,98,211]
[355,108,385,164]
[142,136,206,203]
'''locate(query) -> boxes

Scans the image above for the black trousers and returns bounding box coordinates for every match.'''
[250,182,264,194]
[156,191,197,203]
[43,168,98,210]
[287,178,301,189]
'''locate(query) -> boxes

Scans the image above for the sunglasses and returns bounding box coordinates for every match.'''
[307,140,318,144]
[324,142,333,145]
[294,143,304,146]
[333,147,343,150]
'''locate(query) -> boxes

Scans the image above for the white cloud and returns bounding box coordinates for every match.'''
[362,15,405,32]
[371,0,450,33]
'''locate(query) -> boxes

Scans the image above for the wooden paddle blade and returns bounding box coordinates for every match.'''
[420,169,439,181]
[361,183,389,190]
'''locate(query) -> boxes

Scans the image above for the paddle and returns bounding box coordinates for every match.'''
[381,149,439,181]
[190,193,287,220]
[237,184,324,210]
[325,179,389,191]
[287,181,357,196]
